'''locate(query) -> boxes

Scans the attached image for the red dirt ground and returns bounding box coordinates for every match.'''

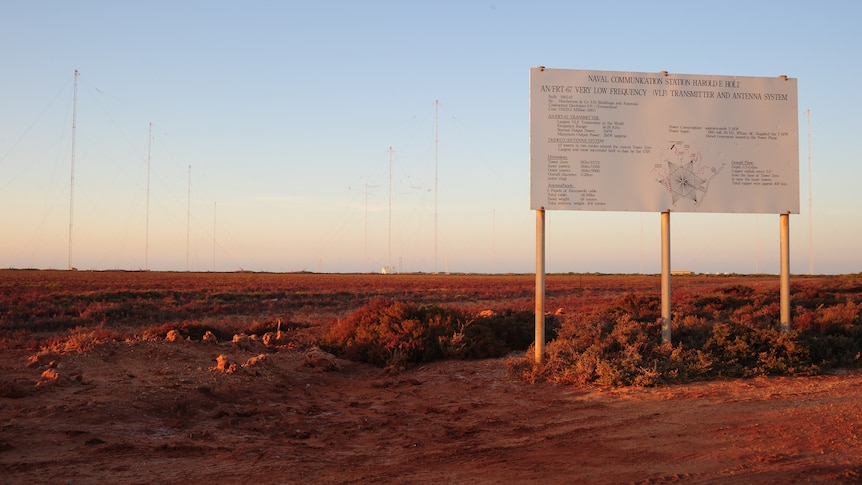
[1,272,861,483]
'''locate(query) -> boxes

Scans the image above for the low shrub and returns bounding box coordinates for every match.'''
[320,300,547,367]
[40,325,119,354]
[507,292,825,387]
[797,300,862,367]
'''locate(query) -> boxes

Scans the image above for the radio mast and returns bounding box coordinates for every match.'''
[388,146,393,273]
[434,99,439,274]
[363,182,378,273]
[186,165,191,272]
[145,122,152,270]
[67,70,78,271]
[212,202,217,272]
[807,109,813,275]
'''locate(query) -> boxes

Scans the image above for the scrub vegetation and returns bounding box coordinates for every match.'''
[2,270,860,386]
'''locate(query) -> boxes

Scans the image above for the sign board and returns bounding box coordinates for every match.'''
[530,68,799,213]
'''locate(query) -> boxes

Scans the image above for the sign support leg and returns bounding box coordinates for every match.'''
[535,209,545,363]
[780,212,791,332]
[661,211,672,344]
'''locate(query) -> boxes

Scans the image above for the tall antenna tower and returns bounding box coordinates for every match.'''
[365,183,369,273]
[212,202,217,272]
[363,182,378,273]
[145,122,152,270]
[387,146,393,273]
[186,165,191,272]
[434,99,439,274]
[67,69,79,270]
[807,109,813,275]
[639,213,644,274]
[755,214,760,274]
[492,208,496,273]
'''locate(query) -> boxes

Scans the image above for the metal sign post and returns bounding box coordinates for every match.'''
[661,211,672,344]
[535,209,546,363]
[780,212,791,331]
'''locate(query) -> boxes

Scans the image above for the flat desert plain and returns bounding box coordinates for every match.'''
[1,271,861,483]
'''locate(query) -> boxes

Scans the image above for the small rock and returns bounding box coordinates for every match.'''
[232,333,264,352]
[202,331,218,344]
[165,330,182,342]
[40,368,60,381]
[303,347,339,371]
[242,354,268,368]
[212,354,237,374]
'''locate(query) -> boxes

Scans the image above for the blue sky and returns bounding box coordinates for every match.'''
[1,1,859,274]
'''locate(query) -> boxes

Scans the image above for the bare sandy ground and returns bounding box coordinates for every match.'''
[2,334,861,484]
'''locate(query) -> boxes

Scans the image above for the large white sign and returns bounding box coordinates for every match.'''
[530,68,799,213]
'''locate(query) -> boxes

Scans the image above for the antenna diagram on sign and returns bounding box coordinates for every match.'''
[653,142,724,206]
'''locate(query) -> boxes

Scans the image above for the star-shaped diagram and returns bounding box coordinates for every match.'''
[655,144,724,206]
[667,159,707,204]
